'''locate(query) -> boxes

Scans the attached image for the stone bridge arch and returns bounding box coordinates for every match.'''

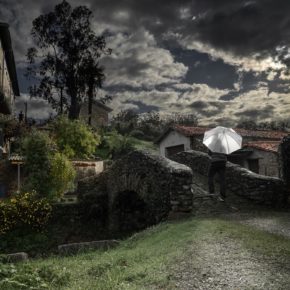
[77,150,193,233]
[105,150,193,231]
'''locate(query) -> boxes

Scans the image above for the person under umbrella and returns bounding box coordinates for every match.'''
[203,126,242,202]
[208,139,227,201]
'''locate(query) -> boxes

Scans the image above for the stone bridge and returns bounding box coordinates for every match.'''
[78,150,193,232]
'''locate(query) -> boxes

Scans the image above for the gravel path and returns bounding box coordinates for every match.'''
[170,234,290,290]
[168,191,290,290]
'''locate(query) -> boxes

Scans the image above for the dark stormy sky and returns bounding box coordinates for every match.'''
[1,0,290,125]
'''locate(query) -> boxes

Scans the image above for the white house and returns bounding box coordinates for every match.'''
[156,125,289,177]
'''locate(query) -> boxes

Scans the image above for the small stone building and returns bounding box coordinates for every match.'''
[80,100,112,128]
[156,125,289,177]
[240,141,280,177]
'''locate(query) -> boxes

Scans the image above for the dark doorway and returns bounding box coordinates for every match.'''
[165,144,185,157]
[248,159,259,174]
[112,191,153,233]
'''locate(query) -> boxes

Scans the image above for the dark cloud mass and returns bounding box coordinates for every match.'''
[191,0,290,56]
[3,0,290,62]
[0,0,290,124]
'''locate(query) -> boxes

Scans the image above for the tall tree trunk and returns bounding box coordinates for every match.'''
[60,87,63,115]
[87,82,94,125]
[69,95,81,119]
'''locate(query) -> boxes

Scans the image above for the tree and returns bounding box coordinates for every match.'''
[236,119,290,131]
[52,116,101,159]
[22,130,76,199]
[26,0,111,119]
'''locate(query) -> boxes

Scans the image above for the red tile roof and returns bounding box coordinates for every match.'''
[173,125,288,140]
[243,141,280,153]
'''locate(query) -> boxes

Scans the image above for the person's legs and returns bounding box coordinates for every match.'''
[217,165,226,198]
[208,163,217,194]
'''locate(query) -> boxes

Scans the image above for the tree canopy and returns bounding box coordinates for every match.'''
[26,0,111,119]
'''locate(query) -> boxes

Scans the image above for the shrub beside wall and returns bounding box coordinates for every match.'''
[0,192,52,234]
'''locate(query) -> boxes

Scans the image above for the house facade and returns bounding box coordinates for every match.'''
[157,125,288,177]
[242,141,280,177]
[79,100,112,128]
[0,23,19,161]
[0,23,19,115]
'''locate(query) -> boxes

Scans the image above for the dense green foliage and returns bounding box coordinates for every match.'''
[0,192,52,235]
[111,110,198,141]
[106,131,135,159]
[0,263,70,289]
[50,153,76,198]
[237,119,290,131]
[53,117,101,159]
[22,130,76,199]
[22,130,55,197]
[95,130,135,159]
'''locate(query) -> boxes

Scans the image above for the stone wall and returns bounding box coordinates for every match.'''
[72,160,104,181]
[78,150,193,233]
[107,150,193,211]
[278,136,290,190]
[170,150,288,205]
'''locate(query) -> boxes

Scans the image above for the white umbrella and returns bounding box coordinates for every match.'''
[203,126,242,154]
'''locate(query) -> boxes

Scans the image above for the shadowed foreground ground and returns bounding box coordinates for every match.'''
[3,200,290,290]
[168,189,290,290]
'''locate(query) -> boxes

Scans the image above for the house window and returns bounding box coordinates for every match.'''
[165,144,185,158]
[247,159,259,174]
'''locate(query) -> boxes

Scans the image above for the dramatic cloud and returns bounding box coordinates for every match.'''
[1,0,290,125]
[189,0,290,57]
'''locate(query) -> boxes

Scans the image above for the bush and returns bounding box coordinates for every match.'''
[22,130,76,200]
[0,192,52,235]
[50,153,76,198]
[53,116,101,159]
[22,130,55,197]
[106,131,135,159]
[130,129,145,139]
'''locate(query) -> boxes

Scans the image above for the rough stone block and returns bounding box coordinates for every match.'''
[58,240,120,256]
[6,252,29,263]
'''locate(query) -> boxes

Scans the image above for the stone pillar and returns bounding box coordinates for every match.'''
[278,135,290,189]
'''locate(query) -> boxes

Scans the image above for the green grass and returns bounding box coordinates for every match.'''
[3,217,290,290]
[130,137,158,154]
[94,134,158,160]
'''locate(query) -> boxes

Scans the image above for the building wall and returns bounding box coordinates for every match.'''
[72,160,104,181]
[246,149,279,178]
[159,131,191,157]
[79,103,109,128]
[159,131,282,177]
[0,40,14,112]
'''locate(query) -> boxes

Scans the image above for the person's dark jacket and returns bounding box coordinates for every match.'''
[208,150,227,164]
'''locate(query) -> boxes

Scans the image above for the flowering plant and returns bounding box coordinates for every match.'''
[0,191,52,234]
